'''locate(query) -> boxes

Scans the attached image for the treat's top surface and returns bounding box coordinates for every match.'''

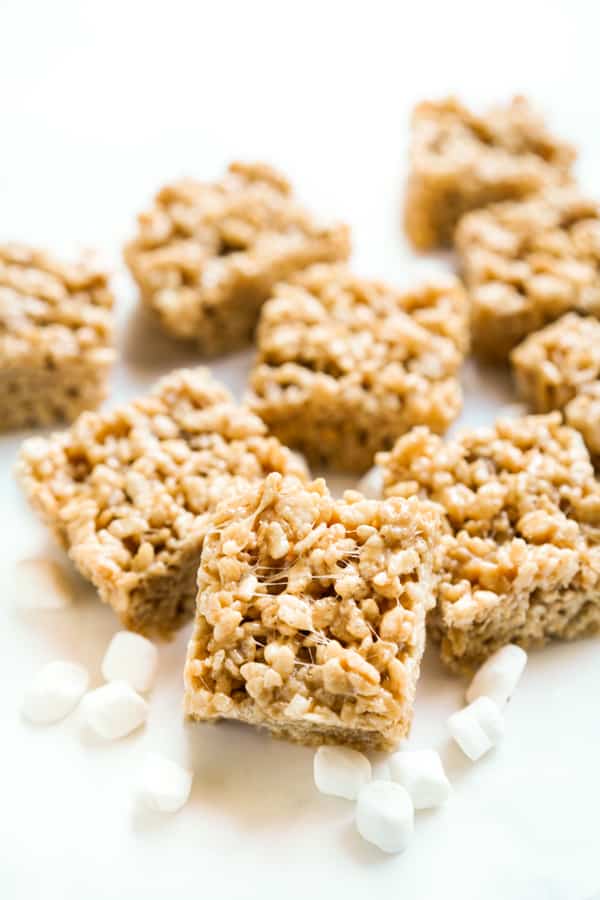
[412,95,575,178]
[255,264,468,381]
[0,243,114,366]
[456,188,600,313]
[18,369,305,585]
[511,312,600,387]
[125,161,349,295]
[378,414,600,622]
[186,472,439,738]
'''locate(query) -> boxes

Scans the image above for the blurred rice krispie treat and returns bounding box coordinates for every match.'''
[17,369,306,637]
[566,382,600,467]
[404,96,575,250]
[511,313,600,412]
[0,243,115,430]
[184,473,440,751]
[248,265,469,473]
[378,414,600,672]
[124,162,350,356]
[456,188,600,360]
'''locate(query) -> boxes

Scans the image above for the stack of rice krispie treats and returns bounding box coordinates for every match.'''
[12,103,600,757]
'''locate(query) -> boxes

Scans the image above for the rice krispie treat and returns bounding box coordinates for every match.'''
[17,369,306,637]
[404,96,575,250]
[378,414,600,672]
[511,313,600,412]
[248,265,469,473]
[124,162,351,356]
[456,188,600,360]
[0,243,115,430]
[184,473,440,751]
[566,382,600,467]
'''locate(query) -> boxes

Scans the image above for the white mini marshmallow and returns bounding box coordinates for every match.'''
[447,696,504,761]
[22,660,89,724]
[389,749,451,809]
[14,558,73,610]
[356,466,384,499]
[101,631,158,693]
[82,681,148,740]
[466,644,527,707]
[138,751,193,813]
[313,746,371,800]
[355,780,414,854]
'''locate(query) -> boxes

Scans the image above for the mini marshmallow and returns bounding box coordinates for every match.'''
[313,746,371,800]
[22,660,89,724]
[389,749,451,809]
[82,681,148,740]
[138,751,193,813]
[14,558,73,610]
[447,696,504,761]
[101,631,158,693]
[356,466,384,500]
[355,780,414,854]
[466,644,527,707]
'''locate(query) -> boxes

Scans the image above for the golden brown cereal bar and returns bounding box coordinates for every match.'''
[184,473,439,751]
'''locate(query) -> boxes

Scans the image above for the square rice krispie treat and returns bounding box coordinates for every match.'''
[124,161,350,356]
[511,312,600,412]
[456,188,600,360]
[184,473,439,751]
[566,382,600,467]
[378,414,600,672]
[0,243,115,430]
[17,369,306,636]
[404,96,575,250]
[248,265,469,473]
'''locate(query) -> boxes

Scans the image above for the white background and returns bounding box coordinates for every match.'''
[1,2,600,898]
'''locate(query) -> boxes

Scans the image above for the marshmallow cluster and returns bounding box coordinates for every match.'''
[22,621,194,816]
[311,642,527,853]
[313,744,450,853]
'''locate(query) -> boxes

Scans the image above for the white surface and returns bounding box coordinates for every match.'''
[1,1,600,897]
